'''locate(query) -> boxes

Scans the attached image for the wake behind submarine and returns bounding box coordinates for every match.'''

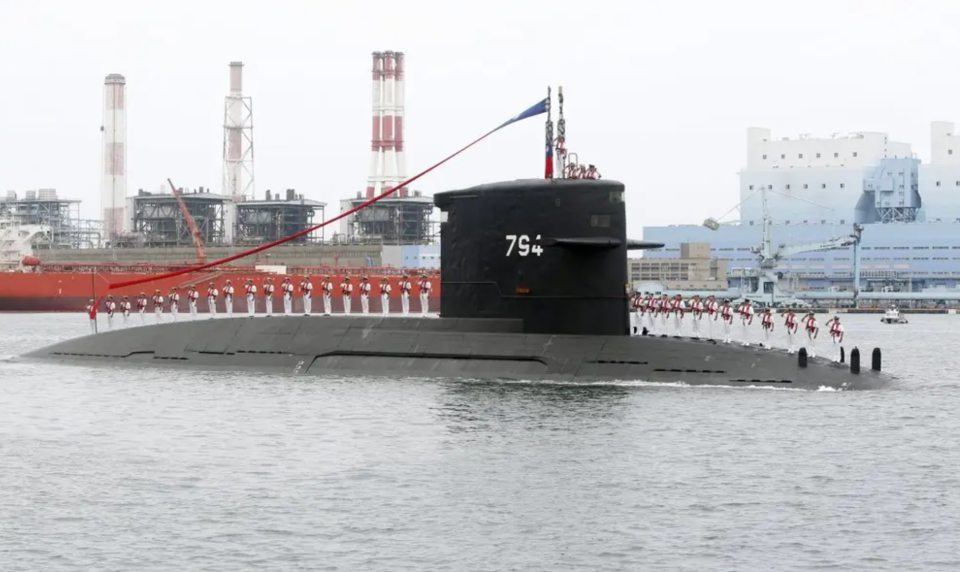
[22,178,894,390]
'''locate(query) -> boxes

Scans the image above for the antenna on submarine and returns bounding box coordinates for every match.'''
[545,86,554,179]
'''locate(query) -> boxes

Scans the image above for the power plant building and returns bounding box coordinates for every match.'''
[641,122,960,293]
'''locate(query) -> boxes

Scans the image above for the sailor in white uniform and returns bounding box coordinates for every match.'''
[804,312,819,358]
[152,290,164,324]
[137,293,148,325]
[282,277,294,315]
[380,277,392,316]
[718,299,734,344]
[121,296,131,327]
[400,274,412,316]
[245,280,257,317]
[299,275,313,316]
[689,294,704,338]
[419,275,432,316]
[738,299,754,346]
[829,315,845,362]
[341,277,354,315]
[783,309,798,353]
[206,282,219,318]
[104,295,117,330]
[168,288,180,321]
[223,280,234,316]
[670,294,686,337]
[629,291,642,335]
[187,285,199,319]
[759,307,774,349]
[703,294,718,340]
[321,276,334,315]
[359,277,371,314]
[643,293,655,335]
[86,298,97,333]
[263,277,275,317]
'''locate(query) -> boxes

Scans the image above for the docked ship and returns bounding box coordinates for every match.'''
[640,122,960,298]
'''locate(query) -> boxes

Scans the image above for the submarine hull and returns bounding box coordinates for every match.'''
[20,315,893,390]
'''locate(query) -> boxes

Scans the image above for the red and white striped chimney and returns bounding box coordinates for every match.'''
[381,51,397,194]
[394,52,407,198]
[101,73,127,240]
[366,52,384,198]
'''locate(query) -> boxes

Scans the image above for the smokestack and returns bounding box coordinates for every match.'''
[101,73,127,240]
[394,52,407,198]
[366,52,383,199]
[222,61,255,204]
[381,51,397,194]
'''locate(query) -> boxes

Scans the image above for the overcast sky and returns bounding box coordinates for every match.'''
[3,0,960,238]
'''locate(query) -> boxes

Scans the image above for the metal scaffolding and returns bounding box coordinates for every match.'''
[344,192,435,245]
[0,194,104,249]
[234,189,327,246]
[130,189,227,248]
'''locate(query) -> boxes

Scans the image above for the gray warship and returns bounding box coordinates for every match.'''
[21,178,894,390]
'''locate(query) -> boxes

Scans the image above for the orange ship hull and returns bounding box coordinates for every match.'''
[0,264,440,314]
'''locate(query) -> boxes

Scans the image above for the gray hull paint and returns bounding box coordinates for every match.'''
[20,315,893,391]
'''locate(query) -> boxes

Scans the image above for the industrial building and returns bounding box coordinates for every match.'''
[629,242,728,290]
[642,122,960,294]
[0,189,103,249]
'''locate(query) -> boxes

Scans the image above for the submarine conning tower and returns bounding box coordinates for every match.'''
[434,178,631,336]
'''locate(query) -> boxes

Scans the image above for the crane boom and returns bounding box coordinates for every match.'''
[166,178,206,264]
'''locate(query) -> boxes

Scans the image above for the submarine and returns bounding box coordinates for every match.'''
[21,178,894,390]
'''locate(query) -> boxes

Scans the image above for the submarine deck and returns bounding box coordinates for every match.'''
[20,314,893,391]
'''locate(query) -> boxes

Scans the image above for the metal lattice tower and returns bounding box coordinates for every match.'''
[222,61,255,202]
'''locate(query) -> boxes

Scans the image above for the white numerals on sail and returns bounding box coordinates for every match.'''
[505,234,543,257]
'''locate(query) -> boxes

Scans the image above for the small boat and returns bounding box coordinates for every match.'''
[880,305,908,324]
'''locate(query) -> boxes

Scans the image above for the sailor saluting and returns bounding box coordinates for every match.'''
[760,307,774,349]
[783,308,799,354]
[829,315,845,362]
[738,299,754,346]
[137,292,148,325]
[121,295,131,326]
[804,311,819,358]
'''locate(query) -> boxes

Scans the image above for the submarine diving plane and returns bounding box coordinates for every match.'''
[21,179,894,390]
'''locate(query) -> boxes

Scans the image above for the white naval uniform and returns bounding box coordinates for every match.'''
[704,299,718,339]
[137,298,147,325]
[720,305,733,343]
[264,283,275,316]
[359,282,371,314]
[671,299,685,336]
[784,313,798,353]
[380,283,392,316]
[105,300,116,329]
[282,282,294,315]
[86,303,96,333]
[760,311,774,348]
[420,279,432,315]
[188,290,199,318]
[804,316,819,357]
[322,281,333,315]
[690,299,703,338]
[829,321,845,362]
[223,285,234,316]
[400,280,412,315]
[739,303,754,345]
[643,297,655,334]
[341,283,354,314]
[169,293,180,321]
[245,284,257,317]
[121,301,131,326]
[300,280,313,315]
[153,295,164,323]
[659,298,669,333]
[207,288,219,318]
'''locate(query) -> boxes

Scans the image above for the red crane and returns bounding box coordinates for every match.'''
[166,178,206,264]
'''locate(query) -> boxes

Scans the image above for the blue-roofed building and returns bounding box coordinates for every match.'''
[641,122,960,294]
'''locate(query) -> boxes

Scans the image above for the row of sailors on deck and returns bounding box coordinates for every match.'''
[87,275,435,331]
[629,292,847,362]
